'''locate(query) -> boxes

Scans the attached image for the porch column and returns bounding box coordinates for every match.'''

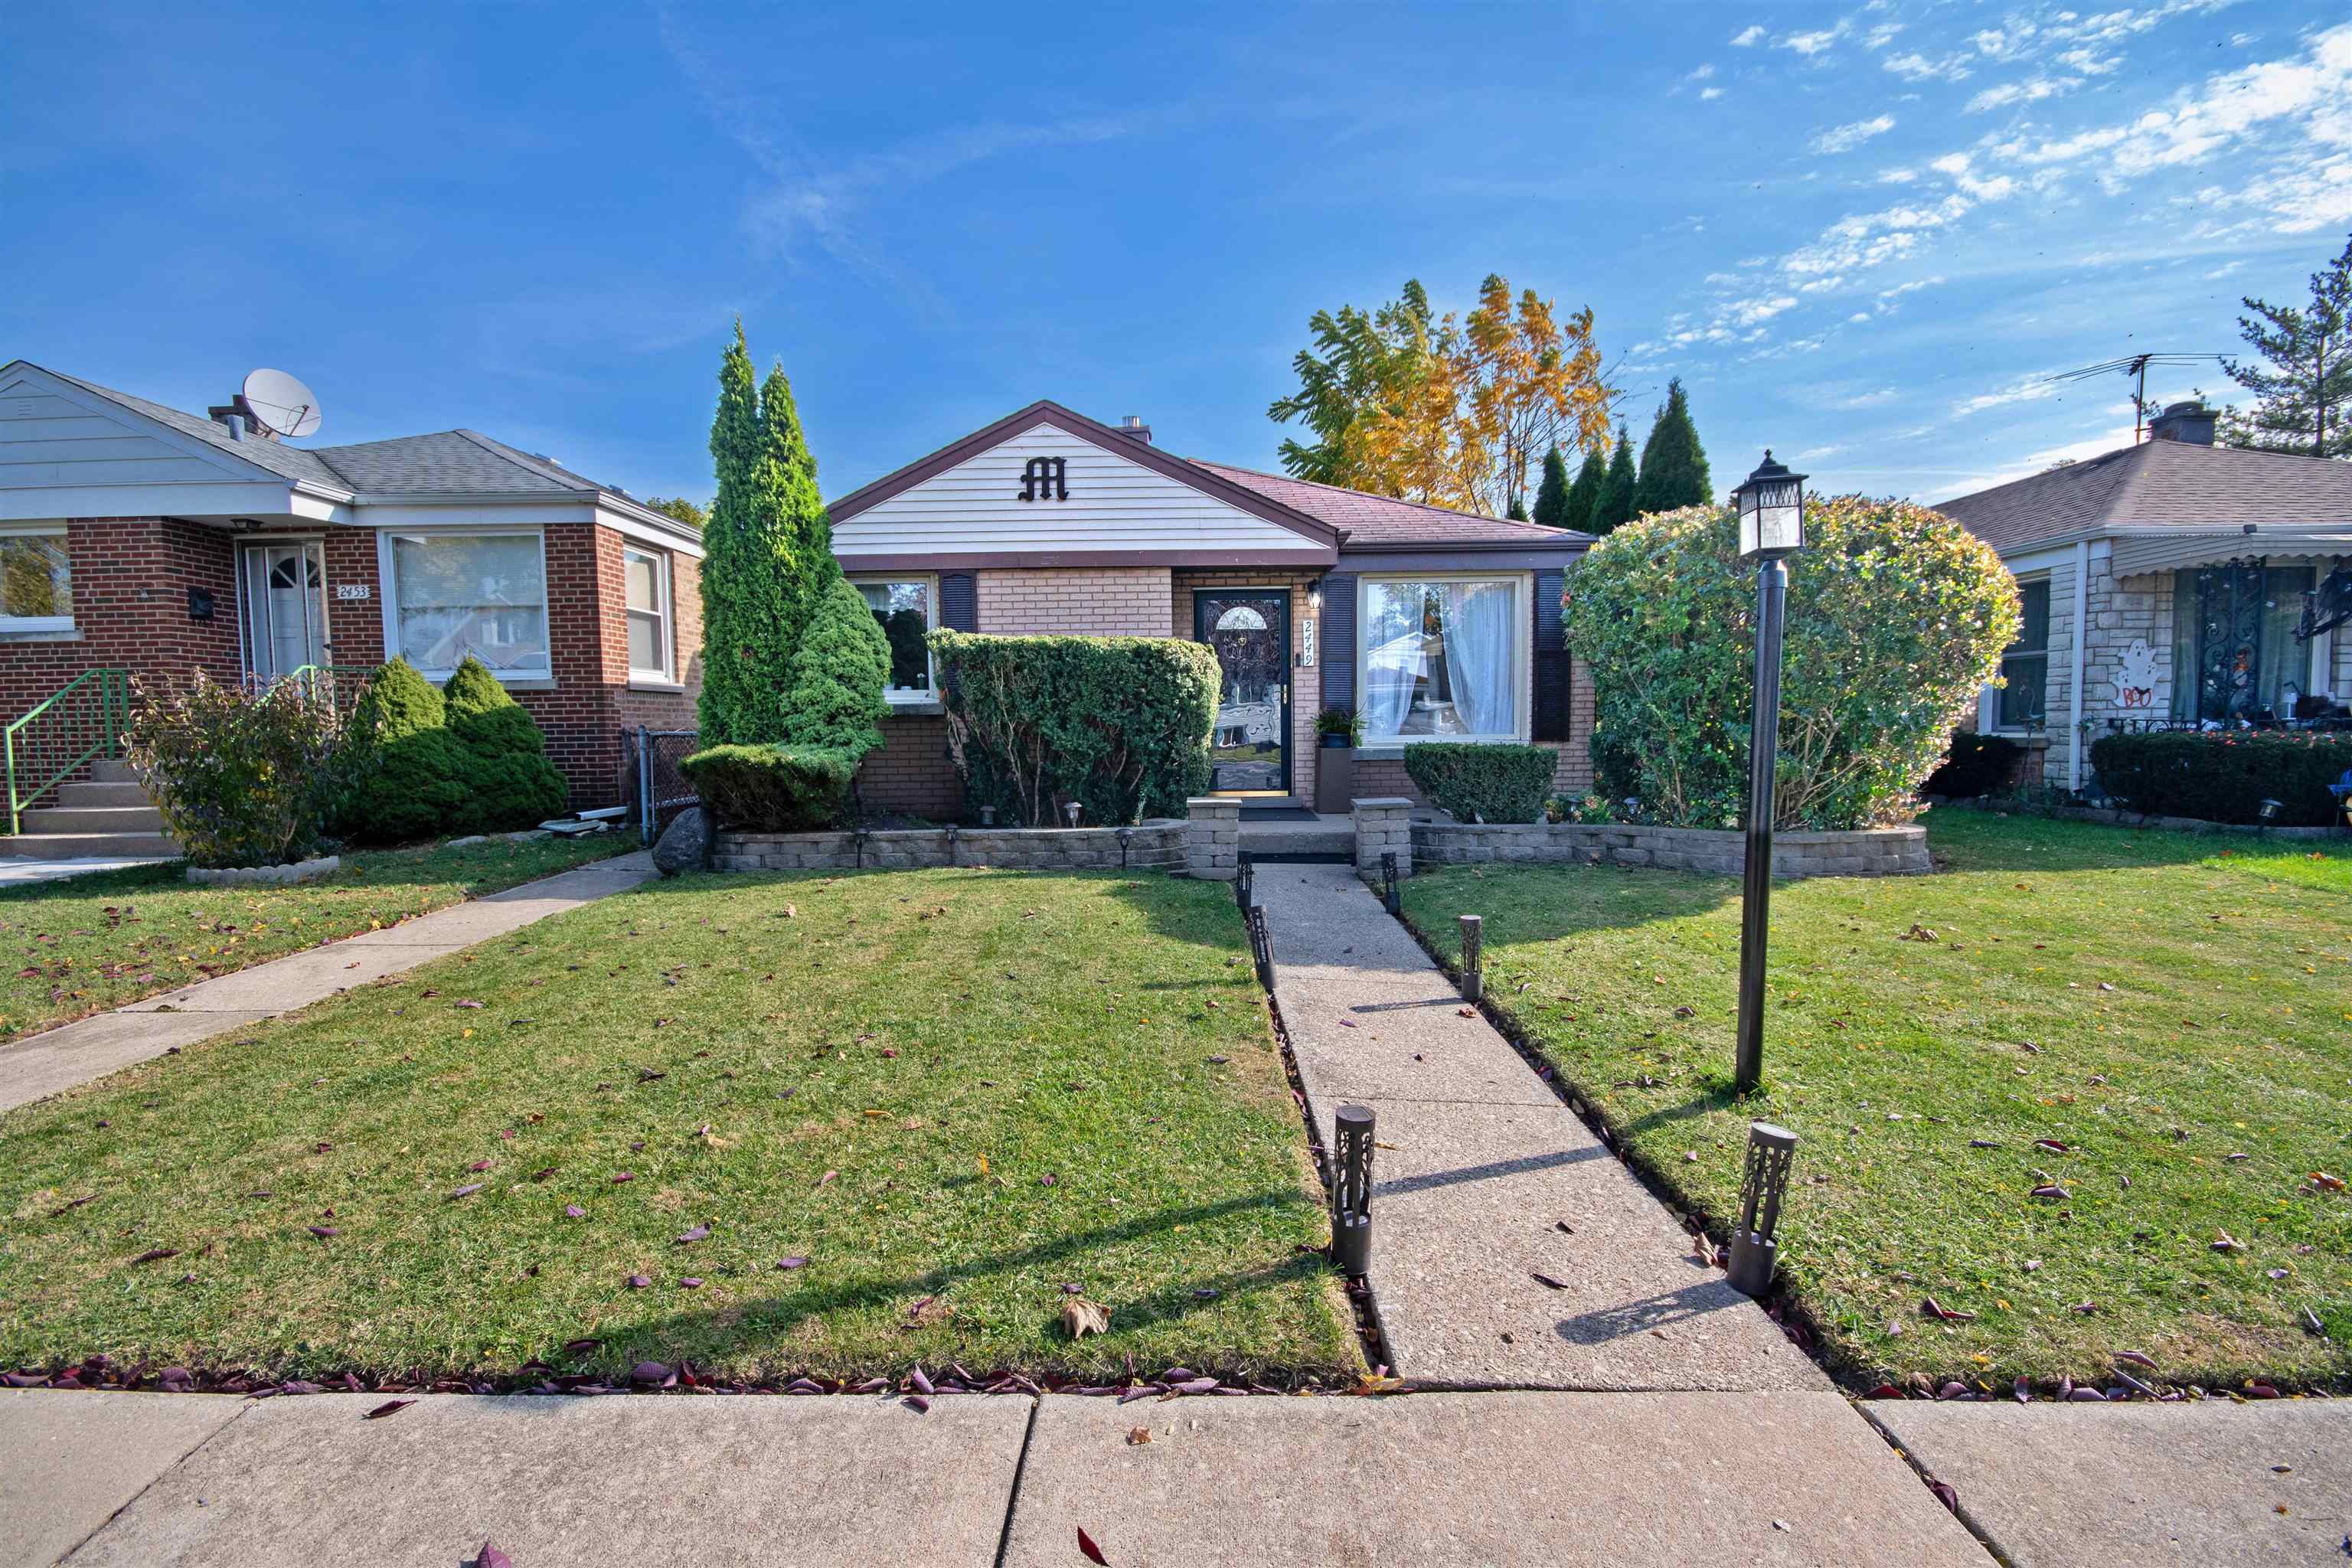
[1185,796,1240,881]
[1353,795,1413,884]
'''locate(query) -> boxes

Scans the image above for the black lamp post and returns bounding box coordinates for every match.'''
[1731,452,1807,1096]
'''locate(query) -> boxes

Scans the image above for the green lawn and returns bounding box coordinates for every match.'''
[0,868,1357,1387]
[0,834,631,1040]
[1402,810,2352,1393]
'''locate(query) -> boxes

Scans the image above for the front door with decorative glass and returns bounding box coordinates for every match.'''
[1196,591,1289,793]
[240,541,328,684]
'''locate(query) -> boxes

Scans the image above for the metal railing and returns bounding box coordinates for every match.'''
[270,665,376,712]
[4,668,131,835]
[629,725,701,844]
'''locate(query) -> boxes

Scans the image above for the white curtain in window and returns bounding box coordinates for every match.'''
[1441,580,1514,735]
[392,534,550,675]
[1361,583,1423,740]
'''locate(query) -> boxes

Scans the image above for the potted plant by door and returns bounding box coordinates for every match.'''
[1314,706,1361,815]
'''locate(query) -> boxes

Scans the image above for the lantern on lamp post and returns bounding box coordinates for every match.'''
[1731,452,1807,1096]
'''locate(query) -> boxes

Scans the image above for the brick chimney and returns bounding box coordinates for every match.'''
[1116,414,1152,446]
[2148,400,2216,446]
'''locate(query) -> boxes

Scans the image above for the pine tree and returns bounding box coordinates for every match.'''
[1564,446,1606,534]
[2220,233,2352,458]
[1531,445,1571,529]
[696,325,834,743]
[1506,496,1529,521]
[1592,425,1638,534]
[1633,377,1713,513]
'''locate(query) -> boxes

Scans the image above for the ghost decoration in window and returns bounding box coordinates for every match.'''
[2113,638,2162,710]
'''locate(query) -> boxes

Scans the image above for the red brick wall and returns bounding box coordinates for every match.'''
[854,712,963,818]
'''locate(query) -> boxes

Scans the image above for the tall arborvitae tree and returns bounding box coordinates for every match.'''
[1563,445,1606,534]
[1531,444,1571,529]
[2220,233,2352,459]
[1633,377,1713,512]
[696,324,833,744]
[1591,424,1638,534]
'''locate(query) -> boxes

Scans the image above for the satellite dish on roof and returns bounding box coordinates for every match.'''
[239,368,323,439]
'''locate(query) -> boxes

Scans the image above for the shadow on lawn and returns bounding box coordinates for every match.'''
[569,1187,1334,1371]
[1919,807,2352,877]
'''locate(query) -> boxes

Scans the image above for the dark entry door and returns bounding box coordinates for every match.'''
[1196,590,1290,793]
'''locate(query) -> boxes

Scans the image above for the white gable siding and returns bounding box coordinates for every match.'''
[832,423,1324,559]
[0,387,237,491]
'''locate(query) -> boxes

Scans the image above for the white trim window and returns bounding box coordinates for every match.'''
[623,546,673,681]
[381,529,551,681]
[1357,574,1527,748]
[0,524,73,632]
[851,574,938,701]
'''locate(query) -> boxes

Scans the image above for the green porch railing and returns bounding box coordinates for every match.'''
[273,664,377,712]
[4,667,132,836]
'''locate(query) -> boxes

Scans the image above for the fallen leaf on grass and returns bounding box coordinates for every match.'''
[306,1226,338,1240]
[363,1399,414,1419]
[447,1184,483,1200]
[674,1225,710,1244]
[1062,1298,1111,1339]
[129,1248,180,1265]
[1921,1297,1978,1322]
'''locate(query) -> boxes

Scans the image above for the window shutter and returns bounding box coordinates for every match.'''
[939,572,977,632]
[1533,567,1570,743]
[1320,573,1356,713]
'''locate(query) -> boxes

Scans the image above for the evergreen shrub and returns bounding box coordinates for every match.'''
[2089,730,2352,826]
[337,658,472,844]
[443,656,568,829]
[678,744,860,832]
[1402,742,1557,823]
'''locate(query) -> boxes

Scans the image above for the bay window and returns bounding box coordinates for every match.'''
[384,531,550,680]
[1357,575,1525,746]
[0,525,72,632]
[624,546,673,681]
[853,576,936,701]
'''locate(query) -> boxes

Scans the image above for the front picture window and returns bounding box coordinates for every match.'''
[0,529,72,629]
[389,533,550,678]
[856,577,933,697]
[1359,577,1521,742]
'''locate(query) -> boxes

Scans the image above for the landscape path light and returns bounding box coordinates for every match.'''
[1730,451,1807,1096]
[1063,801,1083,829]
[1726,1121,1799,1297]
[1459,914,1483,1001]
[1381,851,1401,916]
[1235,851,1255,912]
[1330,1103,1375,1277]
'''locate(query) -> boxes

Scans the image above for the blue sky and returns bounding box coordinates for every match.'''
[5,2,2348,510]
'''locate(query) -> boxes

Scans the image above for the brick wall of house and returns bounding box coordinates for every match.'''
[1171,569,1323,802]
[854,712,963,818]
[0,518,241,758]
[977,567,1174,636]
[1348,652,1593,813]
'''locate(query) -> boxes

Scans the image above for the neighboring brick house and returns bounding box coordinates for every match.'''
[1935,401,2351,793]
[0,360,703,841]
[823,399,1591,818]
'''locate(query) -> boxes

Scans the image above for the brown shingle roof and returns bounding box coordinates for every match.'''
[1935,439,2352,553]
[1186,459,1592,548]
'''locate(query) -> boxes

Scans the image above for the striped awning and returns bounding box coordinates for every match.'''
[2108,527,2352,577]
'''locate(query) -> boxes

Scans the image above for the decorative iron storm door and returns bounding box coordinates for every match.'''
[2184,557,2267,724]
[1196,591,1290,793]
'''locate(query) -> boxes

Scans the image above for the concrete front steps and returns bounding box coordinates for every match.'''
[0,758,177,859]
[1235,799,1353,861]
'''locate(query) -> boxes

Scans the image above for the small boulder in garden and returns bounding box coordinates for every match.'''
[652,805,713,877]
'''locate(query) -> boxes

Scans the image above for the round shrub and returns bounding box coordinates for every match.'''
[679,743,859,831]
[779,571,891,755]
[1563,498,2017,829]
[443,656,568,828]
[337,658,471,844]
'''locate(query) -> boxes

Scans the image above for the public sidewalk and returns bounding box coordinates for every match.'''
[0,851,656,1112]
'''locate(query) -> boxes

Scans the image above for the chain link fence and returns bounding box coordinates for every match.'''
[626,726,701,845]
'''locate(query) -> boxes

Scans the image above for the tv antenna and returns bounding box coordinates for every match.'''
[237,368,324,440]
[2047,353,2227,443]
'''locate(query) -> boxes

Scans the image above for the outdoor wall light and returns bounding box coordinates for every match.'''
[1726,1120,1799,1297]
[1729,451,1809,1096]
[1308,582,1325,612]
[1381,851,1401,916]
[1459,913,1483,1002]
[1330,1103,1375,1278]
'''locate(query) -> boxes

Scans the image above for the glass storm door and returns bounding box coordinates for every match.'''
[242,542,328,682]
[1196,591,1289,793]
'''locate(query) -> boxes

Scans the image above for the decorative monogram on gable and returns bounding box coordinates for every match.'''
[1016,456,1069,501]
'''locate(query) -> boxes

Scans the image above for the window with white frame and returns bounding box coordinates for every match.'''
[384,531,550,679]
[0,526,73,632]
[852,576,936,700]
[623,547,672,680]
[1357,576,1525,745]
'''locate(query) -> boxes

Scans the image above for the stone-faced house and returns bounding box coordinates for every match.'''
[820,399,1592,818]
[0,360,703,851]
[1934,401,2351,792]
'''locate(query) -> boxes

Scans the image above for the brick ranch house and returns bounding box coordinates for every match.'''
[0,360,703,850]
[820,399,1592,819]
[1935,400,2351,793]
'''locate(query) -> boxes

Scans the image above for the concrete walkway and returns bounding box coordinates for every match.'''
[0,858,175,887]
[1252,861,1821,1392]
[0,851,656,1112]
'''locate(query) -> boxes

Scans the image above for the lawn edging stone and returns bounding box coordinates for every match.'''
[185,855,341,887]
[1406,821,1929,877]
[711,821,1186,873]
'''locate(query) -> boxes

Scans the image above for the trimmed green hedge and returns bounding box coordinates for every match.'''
[2089,730,2352,826]
[679,744,861,832]
[1923,732,2024,799]
[1403,742,1557,824]
[929,631,1219,826]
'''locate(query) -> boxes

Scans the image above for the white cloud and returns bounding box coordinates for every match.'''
[1864,22,1904,51]
[1690,62,1716,80]
[2205,260,2243,278]
[1953,374,2062,418]
[1785,21,1851,57]
[1968,76,2083,112]
[1731,24,1766,46]
[1811,114,1897,154]
[1933,422,2140,498]
[1883,49,1968,83]
[1700,86,1726,101]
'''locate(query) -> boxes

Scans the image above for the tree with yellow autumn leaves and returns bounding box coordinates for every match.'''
[1268,275,1615,518]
